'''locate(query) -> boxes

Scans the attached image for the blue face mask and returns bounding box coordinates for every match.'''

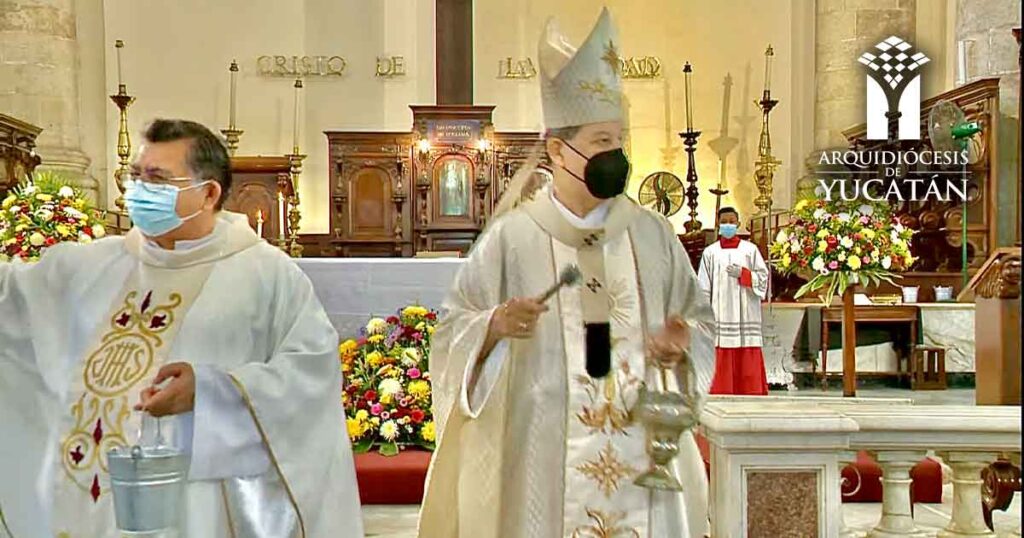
[125,180,208,237]
[719,223,739,239]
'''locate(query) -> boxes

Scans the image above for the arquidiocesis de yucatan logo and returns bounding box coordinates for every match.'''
[858,36,930,141]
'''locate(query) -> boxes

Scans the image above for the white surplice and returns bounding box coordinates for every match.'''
[0,213,362,538]
[419,187,717,538]
[696,239,769,348]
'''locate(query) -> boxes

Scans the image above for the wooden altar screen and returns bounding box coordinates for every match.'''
[316,106,546,257]
[0,113,42,194]
[226,156,293,243]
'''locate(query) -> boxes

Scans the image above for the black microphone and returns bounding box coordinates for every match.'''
[585,322,611,378]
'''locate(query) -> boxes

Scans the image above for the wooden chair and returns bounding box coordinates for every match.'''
[910,345,947,390]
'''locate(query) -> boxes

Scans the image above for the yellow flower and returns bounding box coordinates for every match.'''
[366,317,388,334]
[817,240,828,253]
[370,417,380,426]
[415,321,426,331]
[863,229,876,240]
[355,409,369,421]
[854,246,862,255]
[29,232,45,247]
[346,417,366,440]
[408,380,431,401]
[402,305,429,318]
[56,224,71,237]
[367,334,385,344]
[1,195,15,209]
[427,326,435,335]
[339,339,358,354]
[35,194,53,202]
[380,393,394,405]
[847,255,862,270]
[816,229,829,239]
[366,351,383,368]
[794,199,809,211]
[421,421,436,443]
[781,253,791,268]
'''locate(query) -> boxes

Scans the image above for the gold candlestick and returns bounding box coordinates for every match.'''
[109,40,135,211]
[753,45,781,219]
[286,152,305,257]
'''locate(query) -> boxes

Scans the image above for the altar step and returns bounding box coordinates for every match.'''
[789,372,976,390]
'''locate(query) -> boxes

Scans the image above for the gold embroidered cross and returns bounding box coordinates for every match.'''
[601,40,621,75]
[586,278,603,293]
[583,232,602,246]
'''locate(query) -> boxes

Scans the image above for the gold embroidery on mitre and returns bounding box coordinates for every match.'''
[578,80,618,106]
[571,508,641,538]
[575,442,639,498]
[601,40,621,75]
[61,289,183,502]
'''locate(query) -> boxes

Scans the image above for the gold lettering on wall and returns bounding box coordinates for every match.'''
[256,55,347,77]
[376,56,406,78]
[619,56,662,79]
[498,57,537,79]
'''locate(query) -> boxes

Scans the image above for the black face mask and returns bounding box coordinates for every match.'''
[562,143,631,199]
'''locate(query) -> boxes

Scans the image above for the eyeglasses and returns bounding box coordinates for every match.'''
[127,173,201,187]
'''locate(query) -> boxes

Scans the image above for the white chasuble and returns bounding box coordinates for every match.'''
[0,213,363,538]
[419,188,718,538]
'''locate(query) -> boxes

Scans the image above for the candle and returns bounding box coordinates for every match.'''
[278,193,286,237]
[763,45,774,93]
[292,78,303,152]
[115,40,124,86]
[718,158,725,184]
[956,40,968,85]
[663,78,672,146]
[229,60,238,129]
[256,210,264,238]
[683,62,693,131]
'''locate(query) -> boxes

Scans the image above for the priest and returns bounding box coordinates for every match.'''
[419,9,716,538]
[0,119,363,537]
[697,207,770,395]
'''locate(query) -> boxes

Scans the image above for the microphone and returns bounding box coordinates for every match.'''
[585,323,611,378]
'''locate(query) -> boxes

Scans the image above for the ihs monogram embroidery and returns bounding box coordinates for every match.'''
[62,290,182,502]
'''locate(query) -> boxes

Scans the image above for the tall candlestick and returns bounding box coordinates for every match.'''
[663,78,672,147]
[717,158,724,184]
[683,62,694,131]
[292,78,303,153]
[956,40,969,85]
[256,210,264,238]
[763,45,774,93]
[278,192,286,239]
[115,40,125,87]
[229,60,238,129]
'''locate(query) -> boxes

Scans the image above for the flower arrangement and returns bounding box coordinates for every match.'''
[1,171,106,262]
[341,305,438,456]
[769,196,915,305]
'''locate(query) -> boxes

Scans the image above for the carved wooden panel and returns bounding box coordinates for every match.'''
[0,113,42,194]
[227,156,292,242]
[351,167,391,237]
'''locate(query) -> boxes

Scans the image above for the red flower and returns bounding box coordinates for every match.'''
[45,237,56,246]
[363,390,377,401]
[826,236,838,247]
[410,409,426,424]
[426,312,437,321]
[807,224,817,233]
[387,316,400,324]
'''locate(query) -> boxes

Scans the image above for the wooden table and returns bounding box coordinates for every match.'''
[818,305,919,390]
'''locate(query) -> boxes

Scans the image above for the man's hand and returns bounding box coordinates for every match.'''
[647,314,691,368]
[491,297,549,339]
[135,362,196,417]
[726,263,743,278]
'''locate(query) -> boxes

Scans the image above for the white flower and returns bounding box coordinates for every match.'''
[63,207,85,220]
[894,223,905,233]
[380,420,399,441]
[819,267,830,275]
[776,230,789,243]
[58,186,75,198]
[838,212,852,223]
[790,241,800,253]
[29,232,45,247]
[366,317,388,335]
[840,236,854,249]
[378,378,403,397]
[812,257,826,272]
[92,224,106,238]
[35,209,54,222]
[9,206,21,214]
[77,233,93,244]
[22,185,37,195]
[857,204,874,216]
[882,256,892,269]
[813,208,827,220]
[401,347,422,366]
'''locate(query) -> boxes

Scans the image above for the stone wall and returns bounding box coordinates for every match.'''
[956,0,1021,246]
[0,0,94,195]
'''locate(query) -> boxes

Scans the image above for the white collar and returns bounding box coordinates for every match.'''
[549,188,612,229]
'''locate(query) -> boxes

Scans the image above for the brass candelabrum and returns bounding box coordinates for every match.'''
[753,90,781,219]
[110,84,135,211]
[221,128,243,156]
[285,152,305,257]
[679,129,702,233]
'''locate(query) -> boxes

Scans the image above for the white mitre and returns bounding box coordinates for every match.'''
[539,7,623,130]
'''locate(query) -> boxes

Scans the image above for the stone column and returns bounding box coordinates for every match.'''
[867,450,929,538]
[936,452,998,538]
[814,0,917,150]
[0,0,95,197]
[839,451,866,538]
[955,0,1021,247]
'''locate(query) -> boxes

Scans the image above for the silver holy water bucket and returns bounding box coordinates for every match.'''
[107,444,189,537]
